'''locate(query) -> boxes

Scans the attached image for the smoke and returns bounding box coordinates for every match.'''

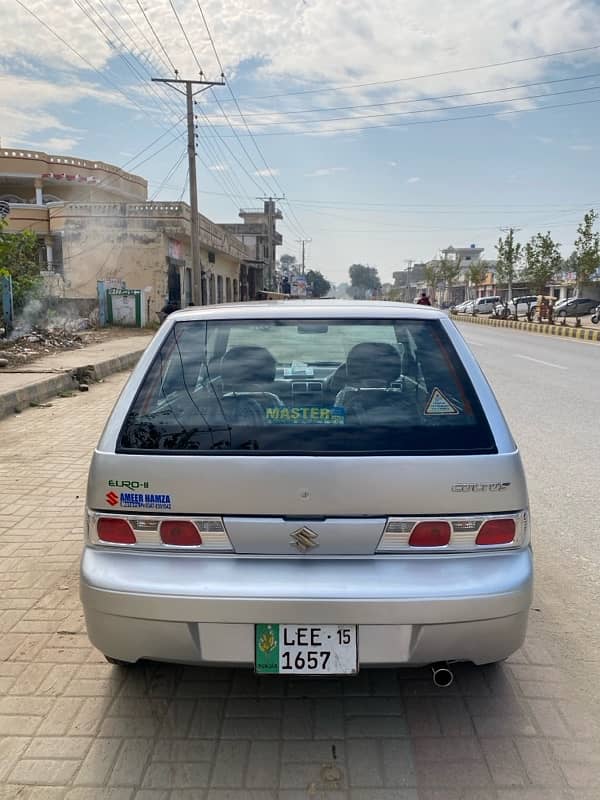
[9,297,94,340]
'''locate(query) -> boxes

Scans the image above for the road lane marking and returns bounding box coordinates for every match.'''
[514,354,567,370]
[463,338,487,347]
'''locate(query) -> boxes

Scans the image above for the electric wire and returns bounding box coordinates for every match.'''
[203,42,600,104]
[135,0,178,75]
[215,81,600,128]
[194,0,309,238]
[226,70,600,119]
[205,94,600,137]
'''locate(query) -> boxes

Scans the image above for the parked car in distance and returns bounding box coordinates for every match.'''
[553,297,598,317]
[494,295,538,319]
[81,300,532,676]
[452,300,471,314]
[470,296,501,315]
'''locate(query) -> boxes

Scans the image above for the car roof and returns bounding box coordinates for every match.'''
[167,300,446,322]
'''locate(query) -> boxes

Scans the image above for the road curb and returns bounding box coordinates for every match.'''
[451,312,600,342]
[0,349,145,420]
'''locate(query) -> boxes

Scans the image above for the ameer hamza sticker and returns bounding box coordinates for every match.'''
[424,388,460,416]
[105,491,172,510]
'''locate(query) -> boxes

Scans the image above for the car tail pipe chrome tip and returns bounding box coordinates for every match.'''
[431,662,454,688]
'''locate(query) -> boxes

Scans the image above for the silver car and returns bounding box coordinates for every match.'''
[81,301,532,677]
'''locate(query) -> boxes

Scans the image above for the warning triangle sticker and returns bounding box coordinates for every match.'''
[424,387,460,416]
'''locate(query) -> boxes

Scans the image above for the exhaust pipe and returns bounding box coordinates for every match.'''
[431,662,454,688]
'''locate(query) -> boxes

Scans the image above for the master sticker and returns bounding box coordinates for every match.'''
[265,407,345,425]
[424,388,459,416]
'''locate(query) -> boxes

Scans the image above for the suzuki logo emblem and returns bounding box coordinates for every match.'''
[290,526,319,552]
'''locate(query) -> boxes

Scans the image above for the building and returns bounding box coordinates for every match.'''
[0,147,262,318]
[221,200,283,292]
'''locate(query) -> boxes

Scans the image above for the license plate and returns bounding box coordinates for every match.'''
[255,624,358,675]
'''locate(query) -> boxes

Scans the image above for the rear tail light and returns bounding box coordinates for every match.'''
[378,511,528,552]
[160,520,202,546]
[97,517,136,544]
[476,518,516,545]
[89,513,232,551]
[408,521,451,547]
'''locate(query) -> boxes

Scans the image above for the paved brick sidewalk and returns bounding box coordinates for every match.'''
[1,374,599,799]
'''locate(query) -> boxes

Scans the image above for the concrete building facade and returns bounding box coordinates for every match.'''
[0,148,265,318]
[221,200,283,291]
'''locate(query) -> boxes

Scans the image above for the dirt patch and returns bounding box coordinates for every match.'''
[0,326,152,369]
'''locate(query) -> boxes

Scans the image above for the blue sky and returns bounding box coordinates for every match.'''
[3,0,600,284]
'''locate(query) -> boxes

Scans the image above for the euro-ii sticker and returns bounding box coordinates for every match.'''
[265,406,345,425]
[424,388,459,416]
[116,492,172,510]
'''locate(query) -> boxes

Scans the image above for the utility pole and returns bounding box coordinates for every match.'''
[404,259,413,301]
[153,75,224,305]
[256,196,284,290]
[297,238,312,275]
[499,226,522,302]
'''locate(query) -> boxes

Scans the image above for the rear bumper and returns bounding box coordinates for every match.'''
[80,547,533,666]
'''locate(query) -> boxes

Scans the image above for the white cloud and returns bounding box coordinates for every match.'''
[535,136,553,144]
[254,167,280,177]
[35,136,81,152]
[0,74,126,150]
[407,176,421,183]
[569,143,593,151]
[3,0,600,145]
[305,167,348,177]
[209,164,229,172]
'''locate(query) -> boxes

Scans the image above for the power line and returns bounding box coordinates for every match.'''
[204,94,600,137]
[194,104,265,197]
[135,0,178,75]
[194,0,309,239]
[13,0,154,116]
[73,0,182,122]
[203,42,600,104]
[178,164,189,202]
[114,0,171,74]
[215,82,600,129]
[190,188,600,212]
[163,0,275,204]
[150,148,187,200]
[225,70,600,118]
[167,0,204,75]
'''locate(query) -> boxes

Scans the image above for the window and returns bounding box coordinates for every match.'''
[119,319,495,455]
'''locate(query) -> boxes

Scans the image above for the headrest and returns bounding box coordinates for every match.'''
[220,346,277,385]
[346,342,402,386]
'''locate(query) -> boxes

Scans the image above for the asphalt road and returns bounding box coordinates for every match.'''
[456,321,600,691]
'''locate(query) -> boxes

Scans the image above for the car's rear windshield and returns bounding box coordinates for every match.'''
[118,318,496,455]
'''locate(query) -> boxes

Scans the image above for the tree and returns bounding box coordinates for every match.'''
[439,255,462,303]
[423,262,440,302]
[305,269,331,298]
[0,219,42,312]
[279,253,297,273]
[495,228,522,300]
[523,232,562,295]
[466,261,488,297]
[573,209,600,292]
[349,263,381,299]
